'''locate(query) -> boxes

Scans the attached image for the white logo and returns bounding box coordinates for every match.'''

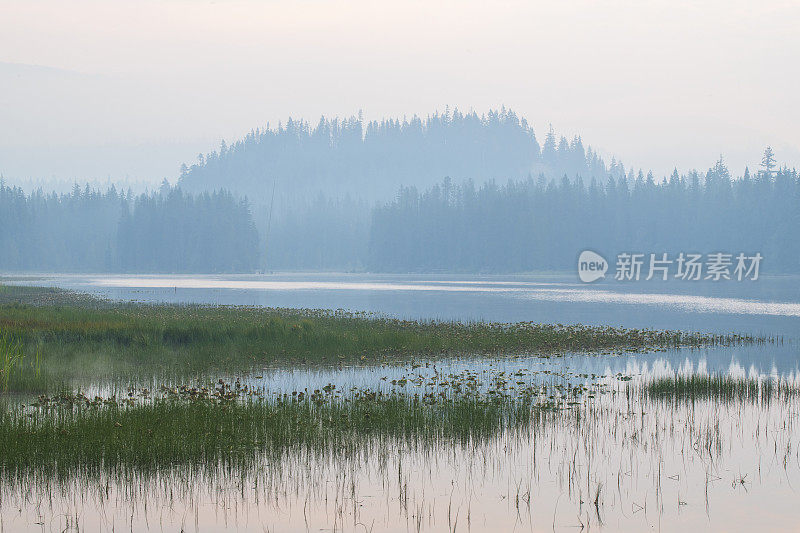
[578,250,608,283]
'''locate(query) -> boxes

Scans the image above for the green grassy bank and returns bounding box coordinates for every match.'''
[0,284,768,393]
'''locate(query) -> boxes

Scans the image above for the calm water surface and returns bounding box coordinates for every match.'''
[7,272,800,334]
[2,272,799,531]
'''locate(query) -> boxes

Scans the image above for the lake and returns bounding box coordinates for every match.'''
[2,272,799,532]
[7,272,800,333]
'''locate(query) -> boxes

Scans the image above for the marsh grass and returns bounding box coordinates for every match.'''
[2,372,799,532]
[0,285,770,393]
[0,390,554,480]
[0,287,796,531]
[0,330,22,391]
[4,373,796,487]
[636,374,800,403]
[0,330,50,394]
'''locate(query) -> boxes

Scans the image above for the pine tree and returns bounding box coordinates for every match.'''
[761,146,777,176]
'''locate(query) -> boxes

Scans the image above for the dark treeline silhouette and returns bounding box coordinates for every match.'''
[178,108,614,203]
[0,181,259,272]
[368,161,800,273]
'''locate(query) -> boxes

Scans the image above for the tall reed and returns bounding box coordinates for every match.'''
[0,329,44,393]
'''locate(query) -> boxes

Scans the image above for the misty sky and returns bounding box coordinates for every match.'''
[1,0,798,185]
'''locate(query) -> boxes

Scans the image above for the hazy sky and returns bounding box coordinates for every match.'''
[1,0,798,184]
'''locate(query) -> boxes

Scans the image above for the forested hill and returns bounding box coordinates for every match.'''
[177,109,615,203]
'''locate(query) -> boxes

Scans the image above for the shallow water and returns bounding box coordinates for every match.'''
[3,377,799,533]
[5,346,800,532]
[240,345,800,394]
[2,273,799,531]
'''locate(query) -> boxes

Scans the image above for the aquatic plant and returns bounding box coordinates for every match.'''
[0,387,557,479]
[633,373,800,406]
[2,371,798,532]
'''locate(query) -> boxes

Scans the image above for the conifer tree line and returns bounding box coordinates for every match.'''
[178,108,611,203]
[173,108,626,272]
[0,182,259,272]
[2,157,798,274]
[2,104,798,276]
[368,160,800,273]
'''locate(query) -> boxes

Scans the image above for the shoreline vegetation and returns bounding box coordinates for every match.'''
[0,285,773,393]
[1,374,797,480]
[0,284,792,486]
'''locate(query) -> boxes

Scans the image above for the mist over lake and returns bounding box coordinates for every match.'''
[2,1,799,531]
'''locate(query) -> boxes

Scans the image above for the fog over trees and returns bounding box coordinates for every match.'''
[0,182,259,272]
[0,109,797,274]
[369,163,800,272]
[176,108,623,272]
[178,108,612,203]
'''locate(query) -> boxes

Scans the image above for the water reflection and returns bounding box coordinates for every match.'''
[230,344,800,397]
[3,381,798,532]
[2,273,799,531]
